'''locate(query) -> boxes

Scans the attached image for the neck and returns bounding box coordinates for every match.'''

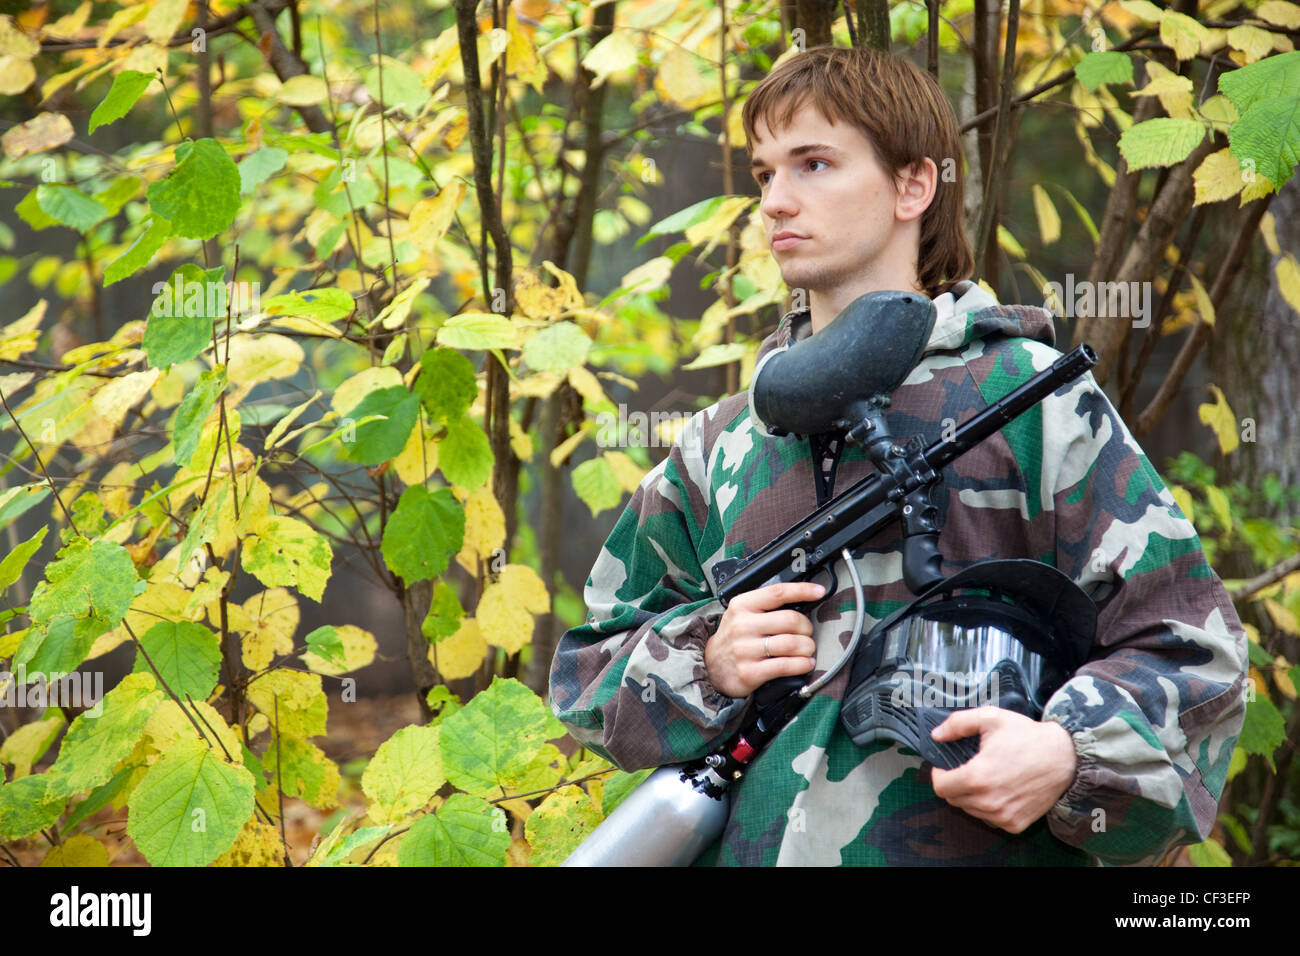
[807,267,926,334]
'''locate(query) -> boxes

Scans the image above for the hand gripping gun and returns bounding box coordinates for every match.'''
[562,290,1097,866]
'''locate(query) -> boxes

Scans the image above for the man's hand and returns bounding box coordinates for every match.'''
[704,582,825,699]
[928,707,1077,834]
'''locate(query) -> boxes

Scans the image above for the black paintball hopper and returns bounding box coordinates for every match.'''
[752,289,938,437]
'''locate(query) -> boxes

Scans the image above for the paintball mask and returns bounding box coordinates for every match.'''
[839,559,1096,770]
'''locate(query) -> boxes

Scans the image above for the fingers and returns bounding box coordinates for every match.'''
[732,581,827,613]
[930,706,1000,742]
[752,634,817,660]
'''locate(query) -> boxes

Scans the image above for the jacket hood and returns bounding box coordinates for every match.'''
[753,279,1059,369]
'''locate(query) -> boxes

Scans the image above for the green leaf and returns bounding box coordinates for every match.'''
[381,485,465,584]
[421,580,465,643]
[0,775,66,840]
[64,764,136,830]
[36,184,109,232]
[571,456,623,518]
[438,676,565,798]
[682,341,748,370]
[238,146,289,194]
[416,348,477,424]
[143,263,226,368]
[0,482,49,529]
[0,524,47,592]
[1228,94,1300,189]
[24,536,144,643]
[397,793,510,866]
[339,385,419,466]
[1186,837,1233,867]
[304,625,346,669]
[89,69,155,133]
[146,138,241,240]
[315,823,393,866]
[242,515,334,602]
[642,195,729,243]
[1076,51,1133,91]
[525,785,603,866]
[600,767,654,816]
[93,176,142,217]
[1117,118,1206,170]
[1218,50,1300,115]
[126,738,256,866]
[361,723,445,824]
[171,365,226,466]
[261,287,354,323]
[45,673,165,799]
[438,416,493,490]
[130,620,222,703]
[363,60,427,117]
[435,313,520,350]
[1238,692,1286,771]
[262,735,340,809]
[15,188,57,230]
[522,322,592,372]
[104,215,171,286]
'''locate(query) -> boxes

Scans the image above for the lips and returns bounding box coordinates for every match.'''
[772,231,807,251]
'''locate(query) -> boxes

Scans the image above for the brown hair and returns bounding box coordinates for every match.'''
[741,45,974,299]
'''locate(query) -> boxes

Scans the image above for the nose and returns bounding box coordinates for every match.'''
[760,167,798,222]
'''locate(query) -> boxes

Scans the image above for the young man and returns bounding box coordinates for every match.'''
[549,46,1246,865]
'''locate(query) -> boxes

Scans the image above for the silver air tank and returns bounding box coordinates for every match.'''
[561,763,731,866]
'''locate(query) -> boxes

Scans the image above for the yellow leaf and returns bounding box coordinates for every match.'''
[0,713,63,778]
[1134,61,1194,119]
[1187,271,1215,327]
[604,450,647,493]
[429,617,486,680]
[996,224,1026,259]
[331,365,403,415]
[1273,656,1297,699]
[0,54,36,95]
[2,110,74,159]
[581,29,638,88]
[91,367,161,437]
[550,423,591,468]
[1265,598,1300,635]
[455,484,506,572]
[515,370,564,399]
[1161,10,1209,60]
[143,700,243,761]
[392,420,439,485]
[619,256,674,297]
[97,5,149,48]
[421,24,460,89]
[1193,148,1247,205]
[509,418,533,462]
[478,563,549,654]
[1197,385,1239,455]
[655,45,714,109]
[514,268,573,320]
[1257,0,1300,27]
[1243,622,1260,644]
[506,836,531,867]
[214,816,284,867]
[374,276,431,331]
[41,834,109,867]
[1031,184,1061,245]
[239,587,300,672]
[302,624,377,676]
[1227,24,1276,62]
[1276,254,1300,315]
[45,1,91,39]
[225,333,304,386]
[277,74,329,107]
[1169,484,1196,522]
[144,0,187,45]
[0,15,39,58]
[408,181,465,253]
[567,366,608,407]
[685,196,753,247]
[90,579,205,662]
[442,110,468,150]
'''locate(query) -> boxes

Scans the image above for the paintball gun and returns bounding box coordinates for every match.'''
[563,290,1098,866]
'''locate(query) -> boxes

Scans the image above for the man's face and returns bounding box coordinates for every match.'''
[749,101,913,301]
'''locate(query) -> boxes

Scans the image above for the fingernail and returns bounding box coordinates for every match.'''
[812,584,826,595]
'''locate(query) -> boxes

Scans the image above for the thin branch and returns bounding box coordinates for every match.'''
[1229,553,1300,604]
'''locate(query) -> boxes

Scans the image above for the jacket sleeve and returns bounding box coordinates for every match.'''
[547,417,749,771]
[1029,365,1247,865]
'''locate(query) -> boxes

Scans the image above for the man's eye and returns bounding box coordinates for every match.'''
[756,171,772,186]
[807,158,829,172]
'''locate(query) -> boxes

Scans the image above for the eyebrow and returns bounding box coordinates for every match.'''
[750,143,847,171]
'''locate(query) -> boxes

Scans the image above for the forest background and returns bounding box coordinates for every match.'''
[0,0,1296,867]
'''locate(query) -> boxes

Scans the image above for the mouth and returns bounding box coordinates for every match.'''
[772,232,807,251]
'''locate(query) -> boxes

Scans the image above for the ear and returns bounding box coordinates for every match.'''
[894,158,938,224]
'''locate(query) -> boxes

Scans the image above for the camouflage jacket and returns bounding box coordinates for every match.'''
[549,280,1247,866]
